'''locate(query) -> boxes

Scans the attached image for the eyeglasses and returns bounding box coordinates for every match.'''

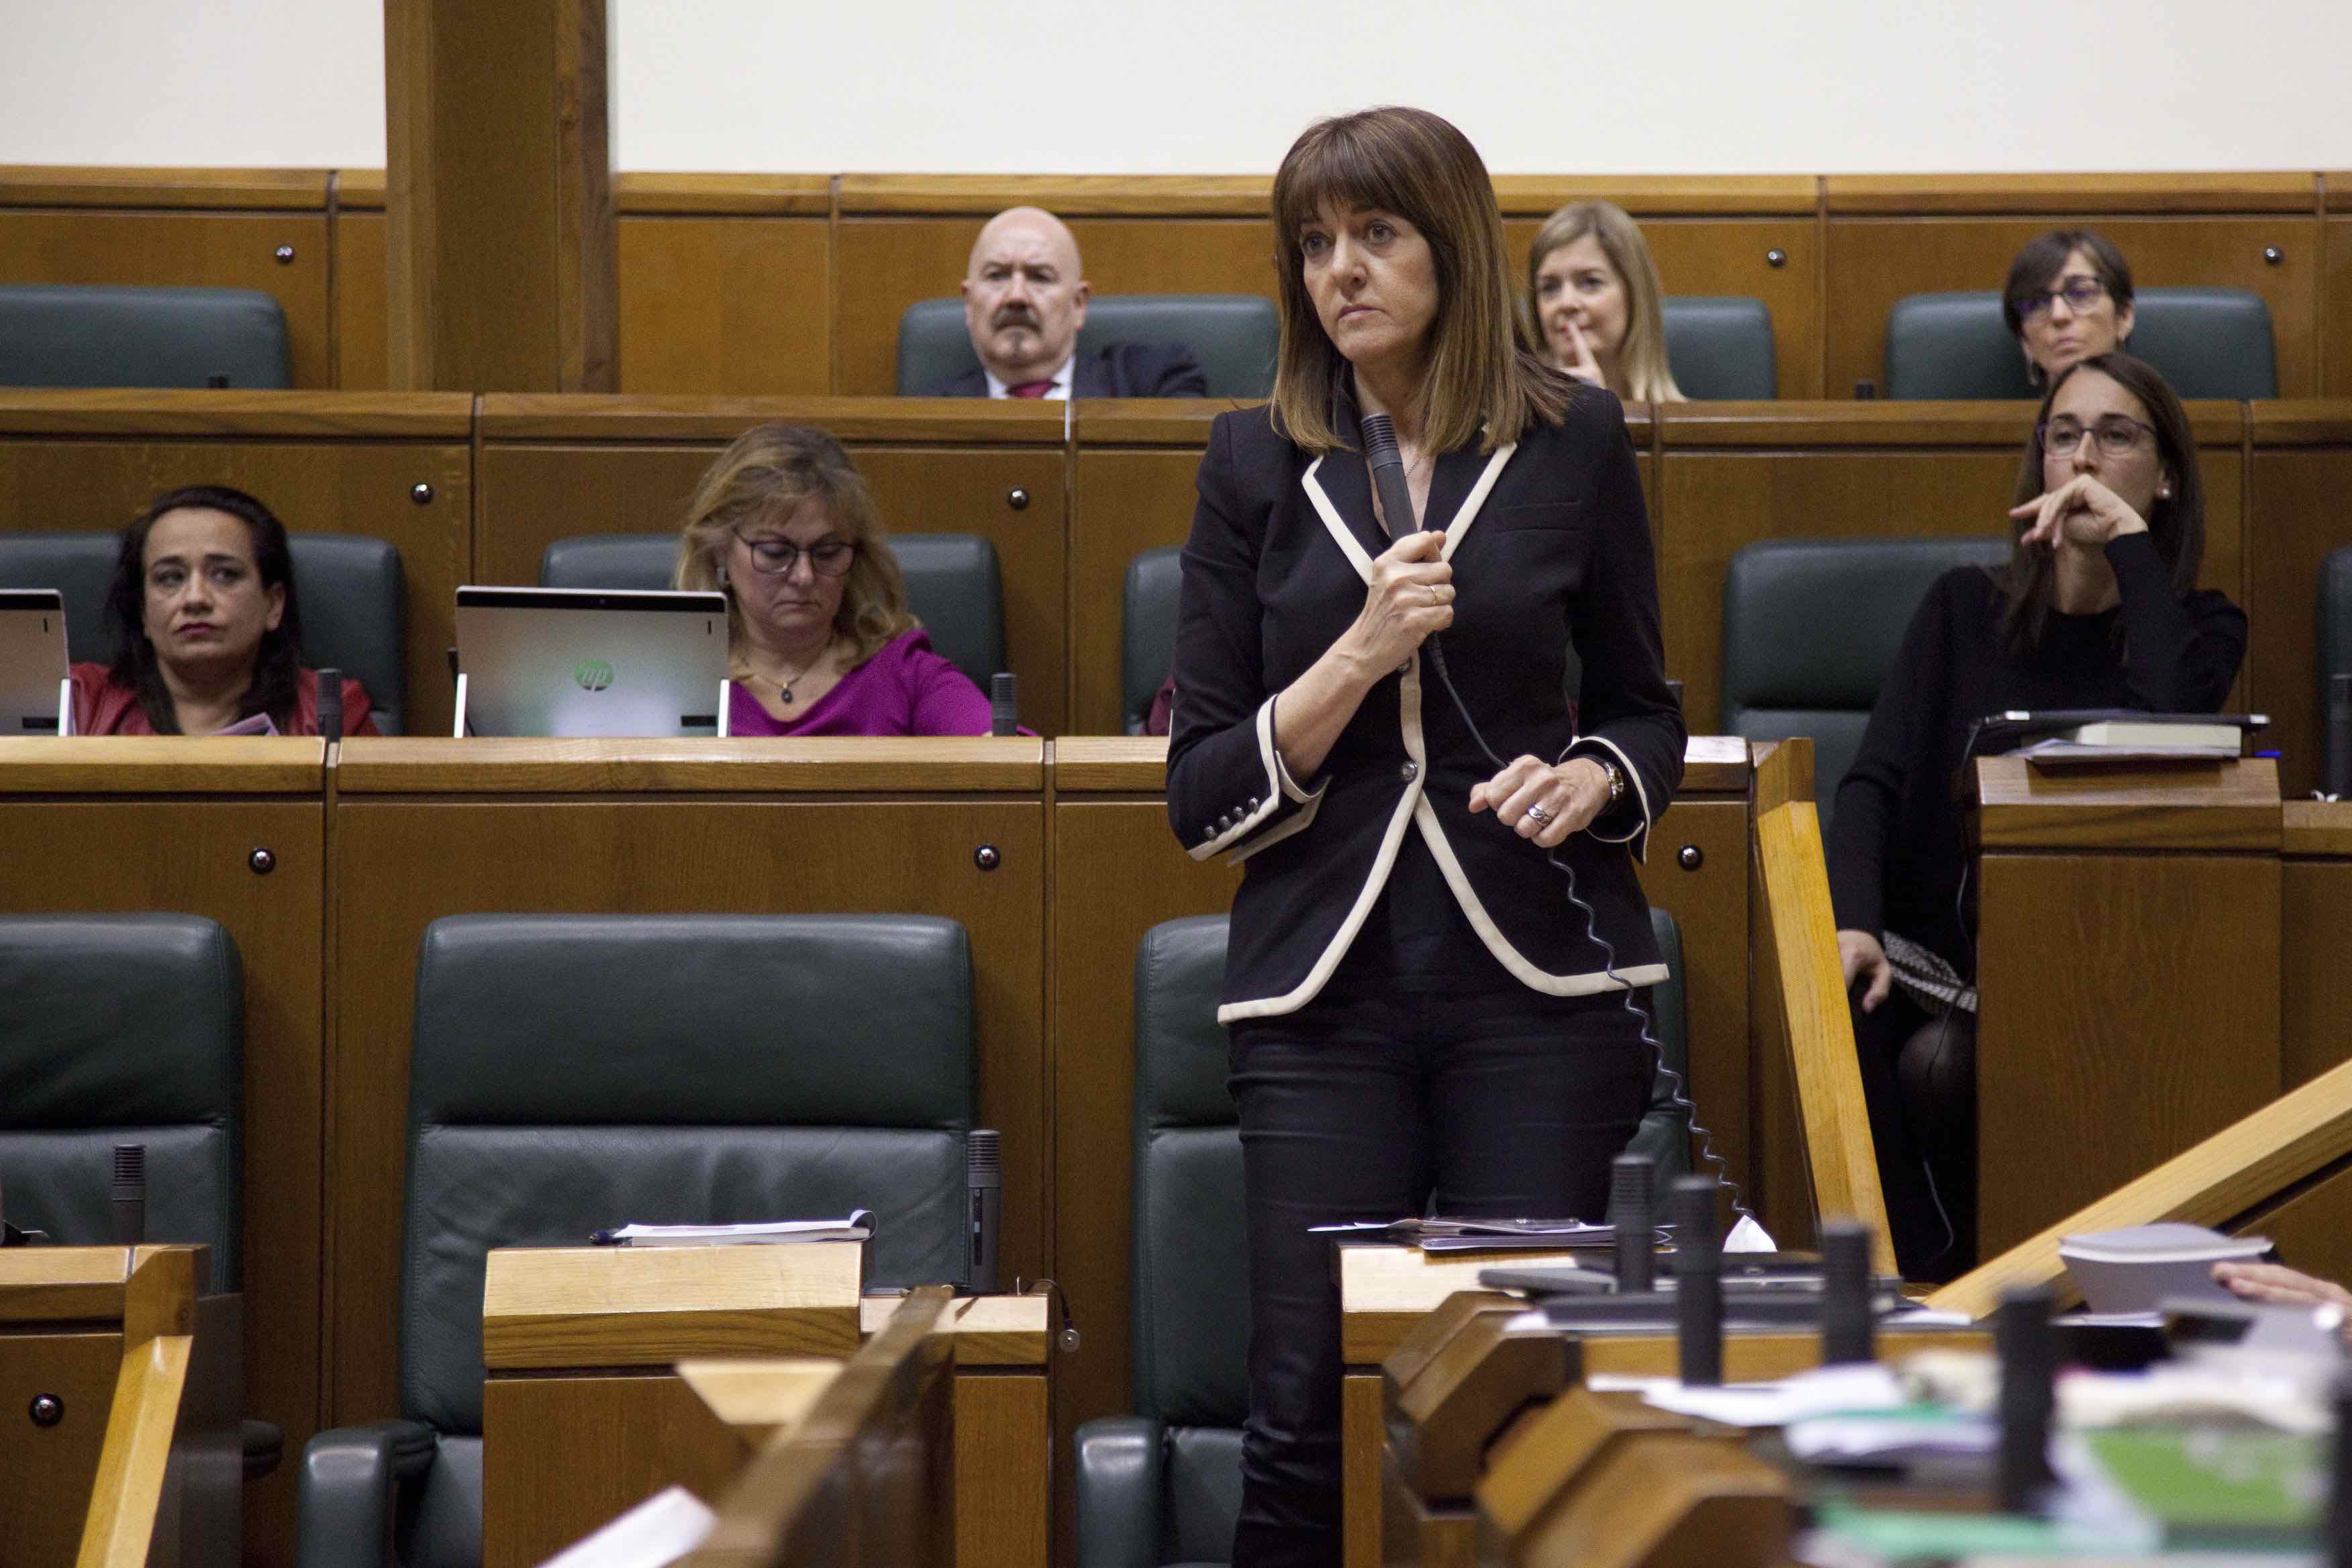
[2039,415,2155,458]
[736,536,857,578]
[2014,277,2108,319]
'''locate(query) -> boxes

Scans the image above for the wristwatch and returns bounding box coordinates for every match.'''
[1595,757,1626,805]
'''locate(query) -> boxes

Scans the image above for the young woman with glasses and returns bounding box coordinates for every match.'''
[2002,229,2137,387]
[672,423,1004,736]
[1824,352,2243,1280]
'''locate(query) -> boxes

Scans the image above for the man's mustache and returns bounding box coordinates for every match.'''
[991,305,1040,331]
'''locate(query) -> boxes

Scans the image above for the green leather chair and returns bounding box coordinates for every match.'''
[2322,544,2352,796]
[295,913,978,1568]
[0,914,280,1476]
[1660,297,1777,400]
[1883,288,2277,401]
[0,283,291,389]
[1122,546,1184,734]
[0,530,409,732]
[895,295,1278,399]
[1073,909,1691,1568]
[537,530,1006,683]
[1720,536,2011,816]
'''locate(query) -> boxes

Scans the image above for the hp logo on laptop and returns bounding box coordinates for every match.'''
[574,659,615,692]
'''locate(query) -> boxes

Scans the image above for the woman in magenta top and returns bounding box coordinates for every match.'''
[71,485,376,737]
[671,424,999,737]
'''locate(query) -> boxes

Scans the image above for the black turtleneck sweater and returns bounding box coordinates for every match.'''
[1825,531,2246,976]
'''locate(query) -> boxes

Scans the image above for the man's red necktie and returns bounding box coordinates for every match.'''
[1008,381,1054,398]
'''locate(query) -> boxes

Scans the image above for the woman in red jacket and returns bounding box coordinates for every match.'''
[70,485,375,737]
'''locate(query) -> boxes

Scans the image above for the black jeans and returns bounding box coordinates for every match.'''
[1226,982,1652,1568]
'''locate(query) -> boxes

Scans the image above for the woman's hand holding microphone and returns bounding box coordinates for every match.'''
[1345,528,1455,672]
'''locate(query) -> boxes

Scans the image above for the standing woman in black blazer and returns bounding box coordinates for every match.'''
[1167,105,1685,1565]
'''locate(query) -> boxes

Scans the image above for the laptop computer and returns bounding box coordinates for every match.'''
[453,586,732,738]
[0,589,71,736]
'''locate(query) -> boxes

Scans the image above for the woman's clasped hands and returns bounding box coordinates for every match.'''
[2008,473,2149,552]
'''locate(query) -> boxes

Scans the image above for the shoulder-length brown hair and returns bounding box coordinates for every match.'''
[673,424,915,675]
[1267,105,1573,456]
[1526,201,1684,403]
[2000,351,2203,652]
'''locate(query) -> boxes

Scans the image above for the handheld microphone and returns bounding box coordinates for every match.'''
[966,1128,1001,1293]
[316,667,344,740]
[1672,1176,1722,1386]
[2328,672,2351,799]
[111,1142,146,1245]
[1606,1153,1655,1293]
[1359,413,1418,542]
[989,673,1019,738]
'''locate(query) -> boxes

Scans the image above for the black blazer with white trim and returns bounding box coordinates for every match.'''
[1166,391,1684,1024]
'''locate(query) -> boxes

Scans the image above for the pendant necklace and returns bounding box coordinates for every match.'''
[773,642,832,705]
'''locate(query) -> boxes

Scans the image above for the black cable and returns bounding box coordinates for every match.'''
[1423,636,1753,1223]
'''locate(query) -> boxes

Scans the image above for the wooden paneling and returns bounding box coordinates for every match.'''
[956,1373,1052,1568]
[0,1331,122,1566]
[0,791,324,1568]
[483,1375,743,1568]
[2328,217,2352,396]
[618,216,832,395]
[1824,215,2322,399]
[0,210,334,387]
[1504,217,1821,399]
[1633,797,1753,1197]
[2284,859,2352,1090]
[326,788,1048,1426]
[0,419,474,739]
[1975,851,2280,1257]
[2247,424,2352,797]
[333,210,389,390]
[1653,403,2245,732]
[1824,173,2317,216]
[1070,447,1208,734]
[835,215,1277,396]
[0,166,333,210]
[473,402,1069,726]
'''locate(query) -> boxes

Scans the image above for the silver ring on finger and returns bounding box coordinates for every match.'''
[1426,584,1441,608]
[1524,803,1552,826]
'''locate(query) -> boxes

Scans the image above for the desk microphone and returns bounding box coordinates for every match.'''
[967,1129,1000,1293]
[2328,673,2351,799]
[1607,1153,1655,1293]
[316,667,344,740]
[989,673,1019,738]
[111,1143,146,1245]
[1820,1220,1873,1365]
[1672,1176,1722,1386]
[1996,1285,2057,1513]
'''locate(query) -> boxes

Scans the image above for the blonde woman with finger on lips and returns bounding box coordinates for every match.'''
[1527,200,1684,405]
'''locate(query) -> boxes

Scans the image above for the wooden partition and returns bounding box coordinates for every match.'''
[324,738,1050,1426]
[2247,403,2352,797]
[2283,801,2352,1090]
[0,740,326,1568]
[470,395,1072,729]
[13,166,2351,402]
[0,390,475,737]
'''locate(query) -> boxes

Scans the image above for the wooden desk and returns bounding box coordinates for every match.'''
[479,1244,1046,1568]
[1971,755,2284,1257]
[2283,800,2352,1091]
[324,738,1050,1428]
[0,738,325,1568]
[0,390,475,738]
[0,1246,238,1568]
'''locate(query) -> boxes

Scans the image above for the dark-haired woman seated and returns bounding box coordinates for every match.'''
[1826,352,2244,1281]
[70,485,376,736]
[2004,228,2135,388]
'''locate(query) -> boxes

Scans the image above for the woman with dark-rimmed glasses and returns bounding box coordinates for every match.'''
[671,423,1001,736]
[2003,228,2137,387]
[1826,351,2244,1280]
